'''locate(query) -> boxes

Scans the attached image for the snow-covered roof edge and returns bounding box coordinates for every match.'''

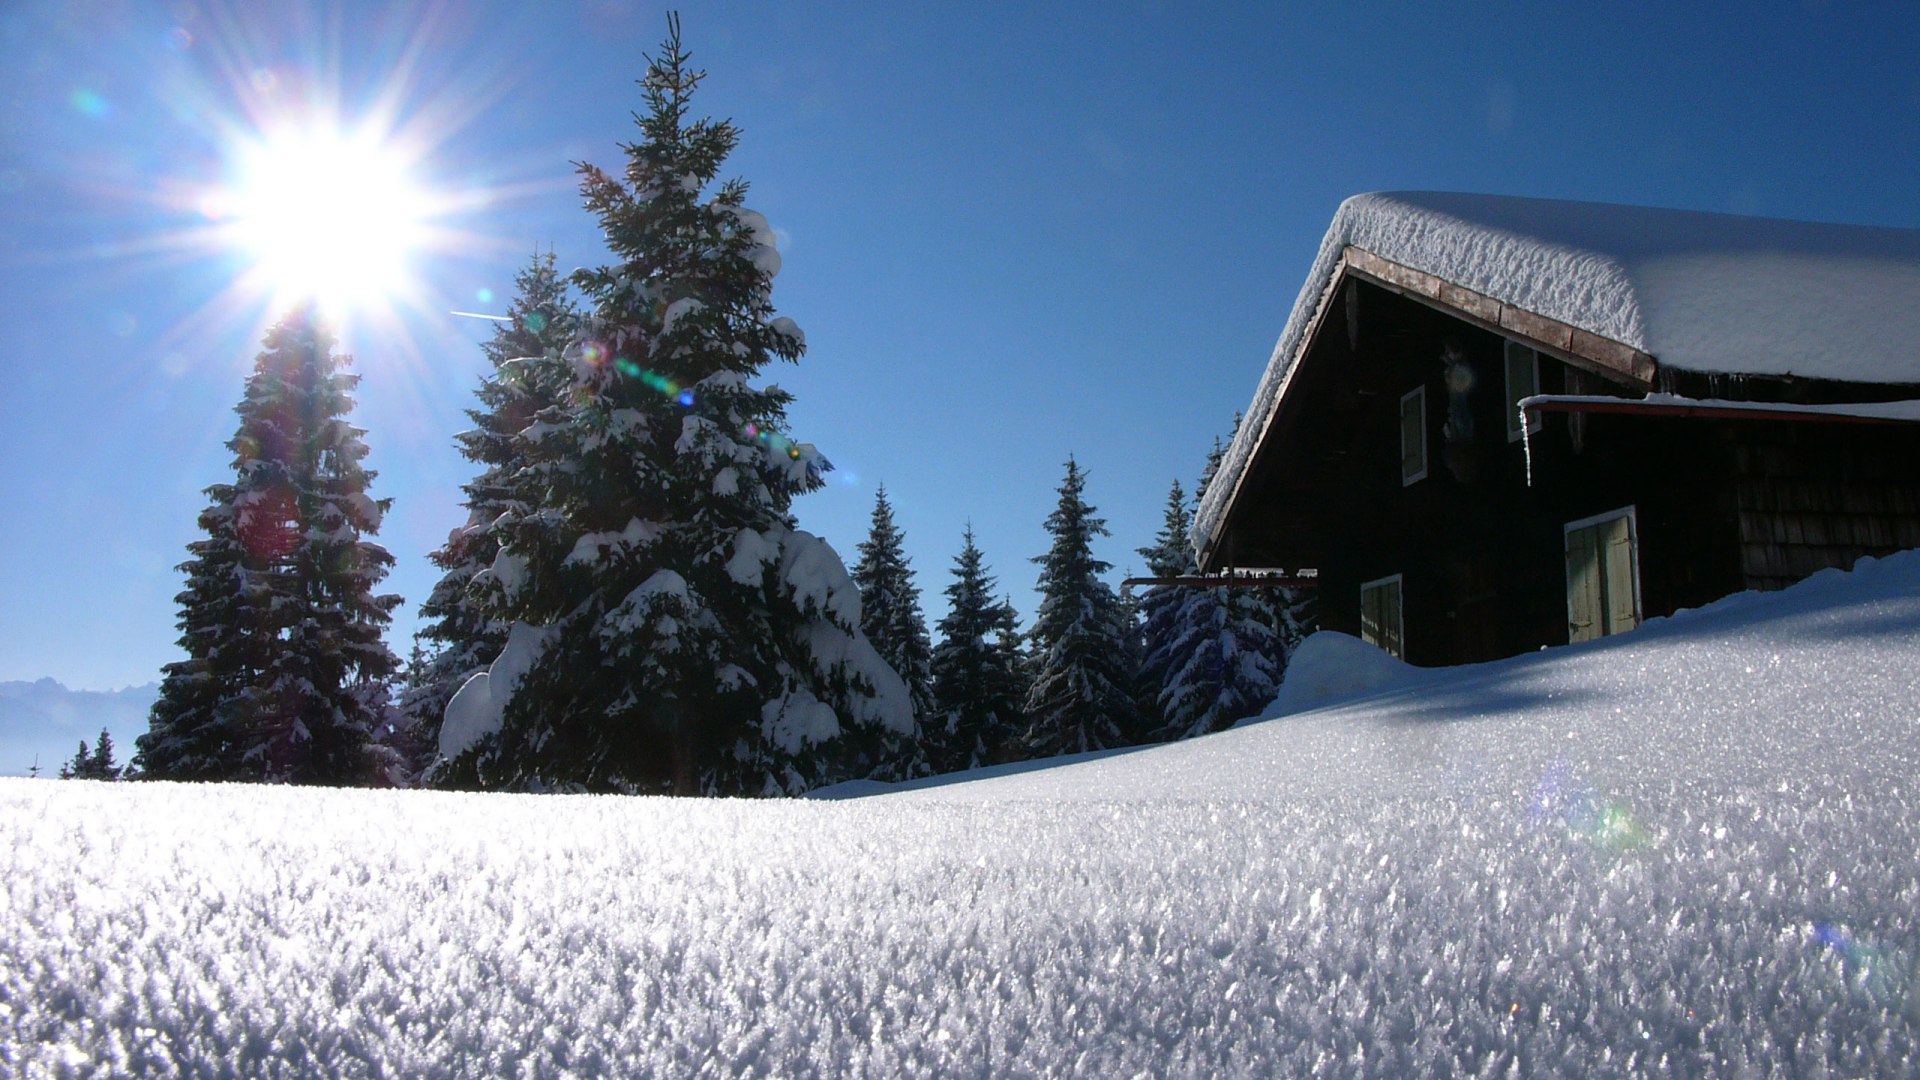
[1194,192,1920,562]
[1193,195,1372,562]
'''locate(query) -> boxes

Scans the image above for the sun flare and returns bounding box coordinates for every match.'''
[222,125,433,319]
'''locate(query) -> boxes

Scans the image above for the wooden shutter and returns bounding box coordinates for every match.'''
[1565,523,1602,643]
[1360,576,1404,659]
[1601,514,1639,634]
[1400,388,1426,485]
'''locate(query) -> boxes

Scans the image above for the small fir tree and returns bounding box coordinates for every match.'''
[59,741,87,780]
[135,307,402,785]
[849,486,934,778]
[439,18,910,794]
[1022,458,1144,756]
[1136,480,1204,729]
[58,732,120,780]
[1152,421,1311,737]
[927,527,1026,773]
[405,250,581,779]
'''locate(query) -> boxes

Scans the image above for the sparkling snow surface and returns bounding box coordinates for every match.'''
[7,553,1920,1077]
[1196,192,1920,548]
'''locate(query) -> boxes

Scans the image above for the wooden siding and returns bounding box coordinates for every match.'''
[1731,425,1920,590]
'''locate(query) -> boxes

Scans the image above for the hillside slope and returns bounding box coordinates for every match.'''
[4,554,1917,1077]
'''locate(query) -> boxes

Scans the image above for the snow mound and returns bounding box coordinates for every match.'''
[6,550,1919,1076]
[1253,630,1427,719]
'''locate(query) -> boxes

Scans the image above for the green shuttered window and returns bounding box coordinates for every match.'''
[1360,573,1404,659]
[1565,508,1640,643]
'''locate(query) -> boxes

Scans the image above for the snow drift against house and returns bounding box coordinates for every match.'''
[5,552,1920,1076]
[1197,192,1920,549]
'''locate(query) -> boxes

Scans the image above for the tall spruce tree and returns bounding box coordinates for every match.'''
[927,526,1025,773]
[437,18,911,795]
[1022,458,1144,755]
[850,485,934,778]
[135,307,401,785]
[405,250,580,778]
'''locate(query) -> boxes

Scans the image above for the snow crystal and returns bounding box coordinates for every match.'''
[7,551,1919,1077]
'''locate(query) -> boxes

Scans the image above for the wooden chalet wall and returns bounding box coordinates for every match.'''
[1729,424,1920,591]
[1215,275,1920,668]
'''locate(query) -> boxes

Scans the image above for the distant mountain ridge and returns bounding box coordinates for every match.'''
[1,678,158,776]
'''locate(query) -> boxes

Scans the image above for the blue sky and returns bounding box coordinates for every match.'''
[2,0,1917,691]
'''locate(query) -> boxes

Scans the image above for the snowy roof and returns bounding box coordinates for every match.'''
[1196,192,1920,553]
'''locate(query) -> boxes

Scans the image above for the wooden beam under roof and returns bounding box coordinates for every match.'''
[1342,246,1659,388]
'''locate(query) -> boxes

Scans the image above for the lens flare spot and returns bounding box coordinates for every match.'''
[614,358,640,378]
[70,90,108,118]
[581,342,607,366]
[251,69,278,94]
[1530,760,1646,852]
[1813,922,1916,1007]
[476,287,494,305]
[525,312,547,334]
[677,390,695,407]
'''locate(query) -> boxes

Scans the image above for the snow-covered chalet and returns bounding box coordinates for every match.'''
[1195,192,1920,666]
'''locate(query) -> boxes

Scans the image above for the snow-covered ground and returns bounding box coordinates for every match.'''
[5,553,1919,1077]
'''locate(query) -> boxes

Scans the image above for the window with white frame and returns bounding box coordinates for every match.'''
[1399,386,1427,485]
[1505,339,1541,442]
[1359,573,1404,659]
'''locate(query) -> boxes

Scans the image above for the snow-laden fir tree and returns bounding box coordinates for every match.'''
[1197,423,1313,695]
[1022,458,1145,756]
[1136,478,1286,739]
[405,250,580,781]
[849,485,934,778]
[437,18,911,795]
[136,307,402,785]
[926,526,1026,773]
[60,729,121,780]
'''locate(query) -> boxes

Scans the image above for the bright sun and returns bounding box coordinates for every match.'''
[225,125,432,318]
